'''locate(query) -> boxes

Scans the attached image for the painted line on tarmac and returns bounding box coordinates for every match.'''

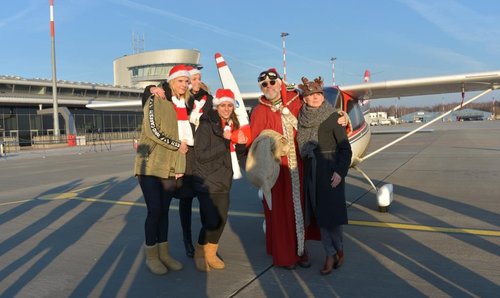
[349,220,500,237]
[37,193,264,217]
[36,193,146,207]
[72,182,113,193]
[0,199,33,206]
[7,192,499,237]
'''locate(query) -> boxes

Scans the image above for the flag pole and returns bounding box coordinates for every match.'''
[50,0,60,138]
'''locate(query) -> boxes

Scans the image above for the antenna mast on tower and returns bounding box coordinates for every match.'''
[132,31,145,54]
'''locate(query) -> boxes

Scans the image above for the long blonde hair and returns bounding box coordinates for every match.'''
[168,79,191,102]
[200,82,211,94]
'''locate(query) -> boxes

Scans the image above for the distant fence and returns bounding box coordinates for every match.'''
[0,137,20,154]
[30,131,140,149]
[0,131,141,155]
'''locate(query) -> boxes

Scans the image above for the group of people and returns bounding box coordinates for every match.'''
[134,64,352,276]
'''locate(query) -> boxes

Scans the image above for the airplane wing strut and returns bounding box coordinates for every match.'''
[358,87,496,163]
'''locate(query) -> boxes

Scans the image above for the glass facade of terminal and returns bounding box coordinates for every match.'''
[131,64,171,78]
[0,106,142,147]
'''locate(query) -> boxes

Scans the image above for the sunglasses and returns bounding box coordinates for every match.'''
[260,80,277,88]
[258,70,279,82]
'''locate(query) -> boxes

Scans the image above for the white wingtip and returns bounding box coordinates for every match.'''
[377,183,393,212]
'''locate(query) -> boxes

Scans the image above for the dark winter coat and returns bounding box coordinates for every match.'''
[192,110,245,194]
[303,112,352,229]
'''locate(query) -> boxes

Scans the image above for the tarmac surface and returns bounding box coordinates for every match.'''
[1,121,499,297]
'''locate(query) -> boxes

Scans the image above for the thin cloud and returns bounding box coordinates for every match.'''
[0,4,37,29]
[420,46,486,70]
[400,0,500,48]
[109,0,281,51]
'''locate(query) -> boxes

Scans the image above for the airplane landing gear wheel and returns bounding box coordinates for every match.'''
[378,206,389,213]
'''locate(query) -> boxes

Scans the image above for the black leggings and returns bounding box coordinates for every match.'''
[138,175,177,246]
[179,197,193,238]
[197,192,230,245]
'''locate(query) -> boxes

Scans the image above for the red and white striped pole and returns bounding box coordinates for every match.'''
[50,0,60,137]
[281,32,289,82]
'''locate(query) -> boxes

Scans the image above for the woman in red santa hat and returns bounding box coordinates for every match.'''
[141,66,214,259]
[191,88,249,272]
[134,64,192,275]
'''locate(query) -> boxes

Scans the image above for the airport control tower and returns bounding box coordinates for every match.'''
[113,49,202,89]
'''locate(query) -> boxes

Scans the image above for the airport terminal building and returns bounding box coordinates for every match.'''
[0,49,201,151]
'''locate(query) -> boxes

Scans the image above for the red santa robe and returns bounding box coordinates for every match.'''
[250,88,320,267]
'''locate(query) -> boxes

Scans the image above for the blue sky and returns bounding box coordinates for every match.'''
[1,0,500,106]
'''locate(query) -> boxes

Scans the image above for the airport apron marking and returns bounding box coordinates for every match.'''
[4,191,498,237]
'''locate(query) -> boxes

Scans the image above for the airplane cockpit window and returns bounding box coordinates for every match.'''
[323,87,341,109]
[346,99,364,132]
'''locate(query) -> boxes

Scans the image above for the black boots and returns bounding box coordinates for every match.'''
[183,232,195,258]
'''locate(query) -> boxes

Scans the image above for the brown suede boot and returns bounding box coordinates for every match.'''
[334,250,344,269]
[158,242,183,271]
[144,244,168,275]
[194,243,210,272]
[320,255,335,275]
[205,243,225,269]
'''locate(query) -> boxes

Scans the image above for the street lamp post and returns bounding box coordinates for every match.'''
[396,97,399,118]
[493,97,496,118]
[281,32,289,82]
[330,57,337,86]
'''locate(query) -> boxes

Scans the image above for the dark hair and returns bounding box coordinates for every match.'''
[229,111,240,130]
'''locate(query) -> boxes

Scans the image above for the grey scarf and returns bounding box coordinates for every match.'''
[297,101,336,158]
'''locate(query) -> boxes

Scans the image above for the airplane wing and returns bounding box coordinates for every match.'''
[86,70,500,111]
[86,100,142,112]
[85,93,262,111]
[341,70,500,100]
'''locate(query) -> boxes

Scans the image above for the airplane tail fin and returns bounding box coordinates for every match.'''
[360,70,371,106]
[364,70,371,83]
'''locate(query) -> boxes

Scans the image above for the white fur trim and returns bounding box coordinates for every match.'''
[167,70,190,82]
[213,96,236,107]
[189,68,201,76]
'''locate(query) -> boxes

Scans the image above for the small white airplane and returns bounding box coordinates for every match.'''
[86,58,500,212]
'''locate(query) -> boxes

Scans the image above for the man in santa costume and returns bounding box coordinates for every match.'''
[249,69,347,269]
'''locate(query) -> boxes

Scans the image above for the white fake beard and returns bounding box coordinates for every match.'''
[264,88,280,102]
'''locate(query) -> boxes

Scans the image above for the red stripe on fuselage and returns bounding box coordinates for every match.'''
[348,121,368,144]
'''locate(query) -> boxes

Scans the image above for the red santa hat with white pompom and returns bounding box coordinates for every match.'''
[213,88,236,107]
[186,65,201,77]
[167,64,190,82]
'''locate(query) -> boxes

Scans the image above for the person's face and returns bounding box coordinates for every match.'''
[260,79,281,101]
[216,102,234,120]
[171,76,190,96]
[190,73,202,93]
[303,92,325,108]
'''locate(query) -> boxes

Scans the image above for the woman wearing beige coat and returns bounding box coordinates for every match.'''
[134,65,192,275]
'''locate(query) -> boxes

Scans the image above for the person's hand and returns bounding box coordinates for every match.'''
[175,173,184,179]
[150,86,166,99]
[179,141,189,154]
[331,172,342,188]
[337,111,348,127]
[223,130,232,140]
[236,130,248,144]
